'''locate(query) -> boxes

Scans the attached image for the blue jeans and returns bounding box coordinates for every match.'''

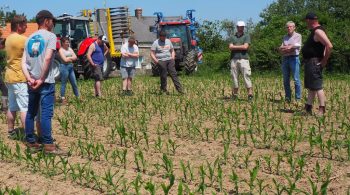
[282,56,301,100]
[25,83,55,144]
[60,63,79,97]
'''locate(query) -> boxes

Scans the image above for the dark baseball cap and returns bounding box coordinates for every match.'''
[36,10,57,23]
[305,12,318,20]
[159,31,167,37]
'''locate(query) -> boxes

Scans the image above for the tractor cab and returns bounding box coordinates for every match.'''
[160,21,194,61]
[53,14,91,49]
[150,10,201,75]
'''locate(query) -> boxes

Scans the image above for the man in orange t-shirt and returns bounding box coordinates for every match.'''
[4,15,28,138]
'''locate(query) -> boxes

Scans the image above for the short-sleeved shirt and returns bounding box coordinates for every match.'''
[59,47,73,65]
[120,43,139,67]
[151,39,173,61]
[24,29,57,83]
[282,32,302,56]
[5,33,27,83]
[230,33,251,59]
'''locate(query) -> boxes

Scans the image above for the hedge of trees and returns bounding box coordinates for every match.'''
[198,0,350,73]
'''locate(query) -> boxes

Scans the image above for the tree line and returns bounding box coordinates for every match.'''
[197,0,350,73]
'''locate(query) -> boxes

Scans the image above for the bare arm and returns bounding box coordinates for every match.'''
[21,52,35,86]
[69,48,77,61]
[59,48,73,63]
[171,48,175,60]
[315,29,333,67]
[229,43,249,51]
[86,44,96,66]
[279,34,302,54]
[128,48,139,58]
[150,50,158,63]
[121,45,130,58]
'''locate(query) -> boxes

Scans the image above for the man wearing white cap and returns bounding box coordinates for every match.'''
[229,21,253,100]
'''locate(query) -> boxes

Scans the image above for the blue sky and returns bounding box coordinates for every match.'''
[1,0,275,23]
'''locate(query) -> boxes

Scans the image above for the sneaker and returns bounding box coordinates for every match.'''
[60,98,67,105]
[44,144,68,156]
[7,128,23,140]
[127,90,134,96]
[248,95,253,101]
[8,130,17,139]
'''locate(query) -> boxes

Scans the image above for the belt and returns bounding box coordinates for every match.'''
[283,55,299,57]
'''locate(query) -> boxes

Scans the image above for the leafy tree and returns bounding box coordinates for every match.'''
[197,20,226,52]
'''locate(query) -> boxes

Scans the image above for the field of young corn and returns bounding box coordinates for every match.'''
[0,73,349,194]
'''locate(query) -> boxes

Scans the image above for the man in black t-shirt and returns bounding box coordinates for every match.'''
[301,12,333,115]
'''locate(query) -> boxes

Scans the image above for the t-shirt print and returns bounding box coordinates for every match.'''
[27,35,45,58]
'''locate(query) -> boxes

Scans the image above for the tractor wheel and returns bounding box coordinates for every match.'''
[151,61,160,76]
[52,59,61,81]
[102,53,113,78]
[82,56,92,79]
[184,50,198,75]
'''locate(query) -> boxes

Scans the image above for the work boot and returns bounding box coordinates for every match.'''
[44,144,67,156]
[304,104,313,115]
[318,106,326,116]
[26,142,42,153]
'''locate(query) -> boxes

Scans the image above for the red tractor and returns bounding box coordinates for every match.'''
[151,10,201,75]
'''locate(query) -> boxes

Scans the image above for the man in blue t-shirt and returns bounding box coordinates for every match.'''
[87,35,109,97]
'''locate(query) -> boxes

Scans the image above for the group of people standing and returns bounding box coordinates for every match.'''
[0,9,184,154]
[0,10,333,154]
[229,12,332,115]
[0,10,63,154]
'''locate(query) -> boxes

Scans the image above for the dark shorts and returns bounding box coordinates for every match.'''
[93,66,104,81]
[304,58,323,90]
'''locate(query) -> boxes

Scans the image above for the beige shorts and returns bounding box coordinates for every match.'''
[230,59,252,88]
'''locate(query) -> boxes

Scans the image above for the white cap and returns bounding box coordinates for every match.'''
[102,35,107,42]
[236,21,246,27]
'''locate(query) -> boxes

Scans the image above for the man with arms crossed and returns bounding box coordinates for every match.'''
[278,21,302,103]
[229,21,253,100]
[301,12,333,115]
[120,36,139,96]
